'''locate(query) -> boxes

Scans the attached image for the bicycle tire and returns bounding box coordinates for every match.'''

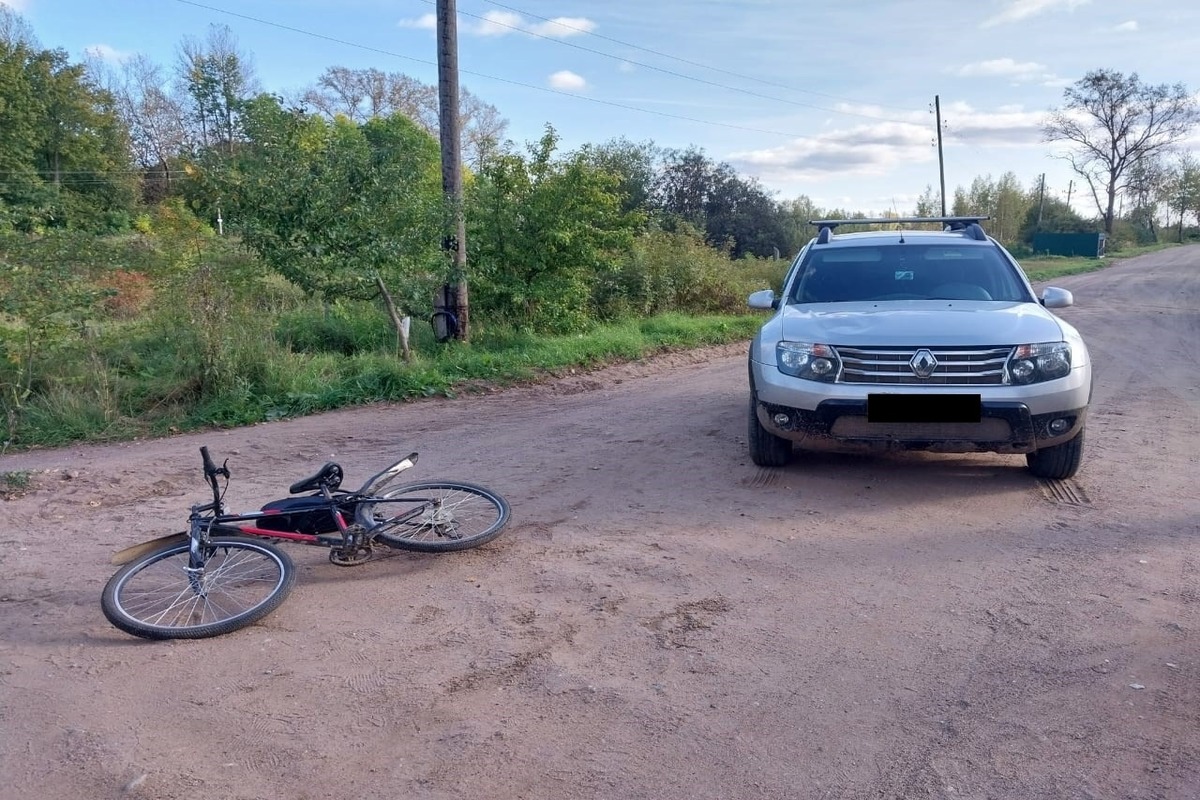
[431,310,459,343]
[101,536,296,640]
[355,480,510,553]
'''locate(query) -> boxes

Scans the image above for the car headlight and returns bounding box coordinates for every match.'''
[777,342,840,382]
[1007,342,1072,384]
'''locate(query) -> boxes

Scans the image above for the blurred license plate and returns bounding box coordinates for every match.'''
[868,394,981,423]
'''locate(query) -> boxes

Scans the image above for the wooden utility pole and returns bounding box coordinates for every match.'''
[934,95,947,217]
[436,0,469,341]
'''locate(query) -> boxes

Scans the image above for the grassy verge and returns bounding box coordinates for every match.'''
[3,238,1181,452]
[1021,241,1177,282]
[5,312,765,451]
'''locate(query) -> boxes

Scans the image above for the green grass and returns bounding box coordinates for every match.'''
[0,233,1180,452]
[1,470,32,499]
[1021,242,1178,282]
[2,311,764,450]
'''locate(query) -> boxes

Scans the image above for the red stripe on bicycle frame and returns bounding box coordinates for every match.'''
[234,525,321,543]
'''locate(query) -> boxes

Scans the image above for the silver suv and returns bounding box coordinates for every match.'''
[747,217,1091,479]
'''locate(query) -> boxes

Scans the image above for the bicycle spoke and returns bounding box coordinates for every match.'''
[103,538,295,639]
[358,481,509,553]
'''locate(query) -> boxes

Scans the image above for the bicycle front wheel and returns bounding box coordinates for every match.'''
[356,481,510,553]
[101,536,296,640]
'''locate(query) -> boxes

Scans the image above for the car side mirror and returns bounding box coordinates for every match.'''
[748,289,777,310]
[1040,287,1074,309]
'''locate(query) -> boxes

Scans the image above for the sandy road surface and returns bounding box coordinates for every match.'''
[1,247,1198,800]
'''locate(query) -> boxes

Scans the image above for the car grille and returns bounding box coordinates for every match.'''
[835,346,1012,385]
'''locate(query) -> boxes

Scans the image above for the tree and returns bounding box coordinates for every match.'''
[0,25,136,231]
[300,67,507,171]
[914,185,940,217]
[577,137,659,216]
[1019,198,1090,246]
[1163,151,1200,242]
[1044,69,1199,234]
[468,126,636,332]
[704,165,788,259]
[653,146,713,231]
[779,195,826,255]
[946,173,1029,245]
[98,55,189,200]
[459,88,509,171]
[650,147,790,258]
[1124,155,1167,242]
[177,24,258,155]
[301,66,437,127]
[208,96,445,307]
[0,5,35,49]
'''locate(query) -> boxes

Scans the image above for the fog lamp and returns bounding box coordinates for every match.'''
[772,413,791,427]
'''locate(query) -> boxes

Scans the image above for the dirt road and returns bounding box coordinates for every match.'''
[1,247,1198,800]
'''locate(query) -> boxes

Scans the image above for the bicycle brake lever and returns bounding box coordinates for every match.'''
[219,459,231,479]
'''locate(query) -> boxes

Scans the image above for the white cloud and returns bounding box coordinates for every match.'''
[475,10,522,36]
[728,103,1049,183]
[1113,20,1138,32]
[549,70,586,92]
[474,10,596,38]
[728,122,934,182]
[533,17,596,37]
[397,13,436,30]
[981,0,1091,28]
[956,58,1049,82]
[84,44,133,64]
[940,102,1047,146]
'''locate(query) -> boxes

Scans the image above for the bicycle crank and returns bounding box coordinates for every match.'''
[329,544,374,566]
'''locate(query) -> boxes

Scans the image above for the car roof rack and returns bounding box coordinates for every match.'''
[810,216,991,244]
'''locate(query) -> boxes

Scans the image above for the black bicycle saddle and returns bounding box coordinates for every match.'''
[289,462,344,494]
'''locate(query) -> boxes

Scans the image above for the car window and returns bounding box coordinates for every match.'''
[789,243,1031,303]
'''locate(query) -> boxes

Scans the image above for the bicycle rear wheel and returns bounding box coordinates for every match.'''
[101,536,295,640]
[356,480,510,553]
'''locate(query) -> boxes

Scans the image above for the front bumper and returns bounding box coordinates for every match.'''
[754,397,1086,454]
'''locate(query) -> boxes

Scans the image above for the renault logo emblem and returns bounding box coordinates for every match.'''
[910,349,938,378]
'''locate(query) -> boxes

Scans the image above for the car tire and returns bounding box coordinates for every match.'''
[1025,429,1084,479]
[748,394,792,467]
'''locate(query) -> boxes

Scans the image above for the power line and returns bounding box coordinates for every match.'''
[427,0,919,125]
[170,0,921,139]
[472,0,921,114]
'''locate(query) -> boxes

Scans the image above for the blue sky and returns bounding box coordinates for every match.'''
[7,0,1200,215]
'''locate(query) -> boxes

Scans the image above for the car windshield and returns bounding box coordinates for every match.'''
[789,243,1032,304]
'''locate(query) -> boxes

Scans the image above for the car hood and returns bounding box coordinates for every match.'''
[777,301,1066,346]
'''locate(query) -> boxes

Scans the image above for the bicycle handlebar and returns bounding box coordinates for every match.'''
[199,446,230,508]
[200,446,217,476]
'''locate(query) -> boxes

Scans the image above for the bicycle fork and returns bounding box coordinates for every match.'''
[186,520,211,597]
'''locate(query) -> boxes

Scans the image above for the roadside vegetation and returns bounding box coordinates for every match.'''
[1,9,1196,451]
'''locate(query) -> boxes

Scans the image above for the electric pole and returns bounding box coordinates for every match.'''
[1036,173,1045,231]
[934,95,946,217]
[437,0,469,341]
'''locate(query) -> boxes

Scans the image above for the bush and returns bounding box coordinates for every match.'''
[275,302,394,355]
[595,227,786,319]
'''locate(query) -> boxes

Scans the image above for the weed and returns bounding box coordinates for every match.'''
[1,470,32,500]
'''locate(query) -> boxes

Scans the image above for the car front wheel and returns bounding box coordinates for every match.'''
[1026,430,1084,479]
[748,394,793,467]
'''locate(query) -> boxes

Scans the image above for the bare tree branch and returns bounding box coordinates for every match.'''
[1044,69,1198,234]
